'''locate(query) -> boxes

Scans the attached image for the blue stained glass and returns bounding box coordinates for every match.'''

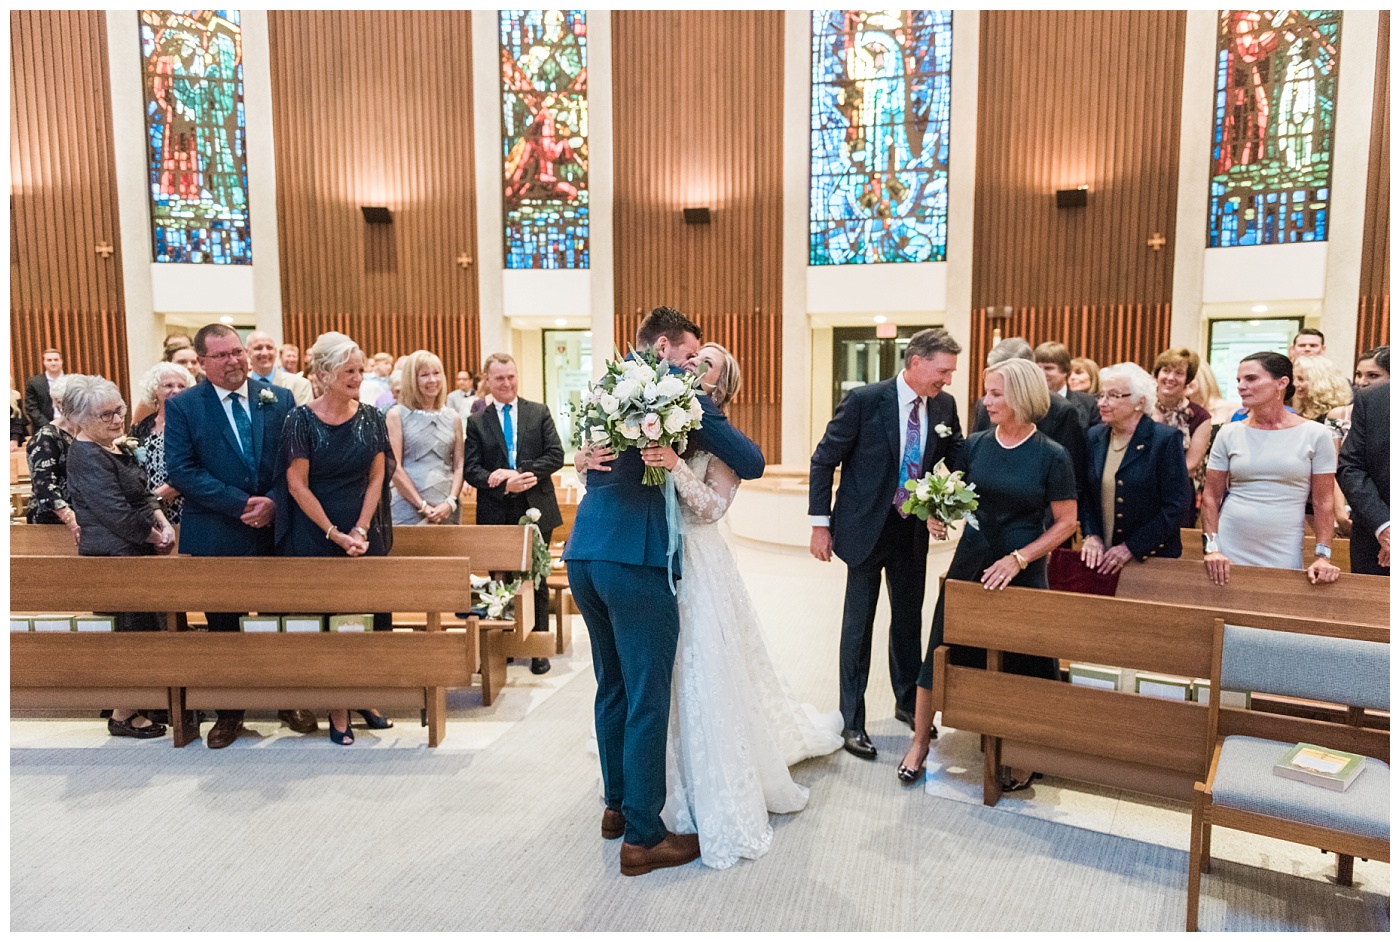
[1207,10,1342,247]
[500,10,588,269]
[809,10,953,266]
[139,10,251,265]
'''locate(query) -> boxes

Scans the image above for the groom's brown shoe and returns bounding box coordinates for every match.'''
[619,831,700,876]
[601,808,625,840]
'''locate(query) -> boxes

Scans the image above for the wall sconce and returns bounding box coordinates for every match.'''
[682,206,711,225]
[360,206,393,224]
[1055,186,1088,209]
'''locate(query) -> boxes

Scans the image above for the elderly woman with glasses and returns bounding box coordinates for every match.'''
[64,375,176,739]
[1079,363,1194,574]
[132,362,194,525]
[25,375,81,541]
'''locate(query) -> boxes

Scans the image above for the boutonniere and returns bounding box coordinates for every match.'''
[114,436,146,464]
[257,388,278,406]
[934,423,952,439]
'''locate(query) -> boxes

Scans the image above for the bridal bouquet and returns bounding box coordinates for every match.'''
[900,460,980,536]
[572,347,705,485]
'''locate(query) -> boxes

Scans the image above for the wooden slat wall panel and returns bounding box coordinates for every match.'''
[611,11,784,459]
[9,10,128,395]
[267,11,480,376]
[1358,10,1390,359]
[972,11,1186,401]
[968,303,1172,414]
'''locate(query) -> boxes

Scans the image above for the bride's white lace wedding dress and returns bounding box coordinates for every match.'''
[660,450,844,869]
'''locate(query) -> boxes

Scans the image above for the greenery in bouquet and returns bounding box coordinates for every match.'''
[899,460,980,534]
[570,346,705,485]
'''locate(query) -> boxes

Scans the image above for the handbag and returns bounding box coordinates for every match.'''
[1047,546,1120,596]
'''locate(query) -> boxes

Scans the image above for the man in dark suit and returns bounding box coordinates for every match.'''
[809,328,964,760]
[1337,382,1389,575]
[24,348,64,432]
[565,306,764,874]
[165,323,320,747]
[1035,341,1100,431]
[464,352,565,675]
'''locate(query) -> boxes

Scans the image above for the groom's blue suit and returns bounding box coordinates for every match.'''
[564,392,764,847]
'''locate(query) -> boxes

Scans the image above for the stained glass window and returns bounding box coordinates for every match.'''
[139,10,251,265]
[1208,10,1342,247]
[810,10,952,266]
[501,10,588,269]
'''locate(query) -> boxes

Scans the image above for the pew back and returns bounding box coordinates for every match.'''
[1179,527,1352,571]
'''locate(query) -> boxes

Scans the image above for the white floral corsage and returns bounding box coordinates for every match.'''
[114,435,147,464]
[257,388,278,406]
[934,423,953,439]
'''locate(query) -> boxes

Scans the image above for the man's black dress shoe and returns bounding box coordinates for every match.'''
[279,709,320,734]
[841,729,877,760]
[530,658,551,675]
[893,707,938,739]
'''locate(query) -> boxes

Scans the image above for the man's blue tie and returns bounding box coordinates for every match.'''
[229,391,256,473]
[502,404,515,470]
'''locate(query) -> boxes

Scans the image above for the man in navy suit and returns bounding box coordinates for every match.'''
[165,324,319,748]
[809,328,964,759]
[1338,381,1390,575]
[564,306,764,875]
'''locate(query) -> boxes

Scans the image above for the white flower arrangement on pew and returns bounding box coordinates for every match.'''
[470,574,520,621]
[900,460,981,537]
[518,507,552,589]
[571,347,705,486]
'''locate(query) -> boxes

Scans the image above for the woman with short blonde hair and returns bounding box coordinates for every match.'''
[1068,357,1100,395]
[1291,354,1352,422]
[984,357,1051,425]
[387,350,464,525]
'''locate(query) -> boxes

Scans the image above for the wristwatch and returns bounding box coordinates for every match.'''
[1202,533,1220,555]
[1313,544,1332,560]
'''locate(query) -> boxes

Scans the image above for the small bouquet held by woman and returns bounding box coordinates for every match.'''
[899,460,980,537]
[573,348,705,485]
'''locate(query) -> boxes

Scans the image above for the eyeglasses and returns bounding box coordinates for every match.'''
[97,406,128,422]
[203,348,247,362]
[1096,392,1135,402]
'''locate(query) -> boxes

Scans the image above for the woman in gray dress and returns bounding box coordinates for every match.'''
[1200,352,1340,586]
[387,350,464,525]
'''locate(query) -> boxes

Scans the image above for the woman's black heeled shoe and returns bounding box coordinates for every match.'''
[355,709,393,730]
[328,713,355,746]
[998,771,1043,792]
[897,761,926,785]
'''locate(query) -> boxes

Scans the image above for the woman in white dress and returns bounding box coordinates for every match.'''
[1200,351,1341,586]
[580,343,843,869]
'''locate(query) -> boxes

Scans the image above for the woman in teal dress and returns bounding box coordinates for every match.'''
[278,331,396,745]
[898,359,1079,788]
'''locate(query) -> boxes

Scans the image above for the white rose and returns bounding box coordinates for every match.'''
[526,507,541,522]
[640,413,663,441]
[643,382,659,402]
[612,379,640,403]
[934,423,952,439]
[688,397,705,421]
[590,427,609,443]
[655,375,685,399]
[619,421,642,441]
[915,481,932,502]
[633,363,656,384]
[663,406,689,433]
[598,392,620,416]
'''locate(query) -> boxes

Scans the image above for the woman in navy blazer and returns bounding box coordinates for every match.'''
[1079,363,1193,572]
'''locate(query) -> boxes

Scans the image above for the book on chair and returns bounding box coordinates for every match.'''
[1273,743,1366,792]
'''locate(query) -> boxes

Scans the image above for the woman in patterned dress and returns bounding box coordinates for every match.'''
[131,362,194,526]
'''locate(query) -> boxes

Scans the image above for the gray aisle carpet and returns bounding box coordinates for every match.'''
[11,661,1389,931]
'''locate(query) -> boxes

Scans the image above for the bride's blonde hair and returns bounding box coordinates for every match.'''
[697,342,741,409]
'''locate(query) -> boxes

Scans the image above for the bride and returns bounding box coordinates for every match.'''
[578,342,843,869]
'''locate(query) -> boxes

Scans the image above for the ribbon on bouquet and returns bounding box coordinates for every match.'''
[663,471,682,595]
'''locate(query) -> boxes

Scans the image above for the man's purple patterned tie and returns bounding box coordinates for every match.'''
[893,396,922,517]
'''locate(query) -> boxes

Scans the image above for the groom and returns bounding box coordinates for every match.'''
[564,306,765,876]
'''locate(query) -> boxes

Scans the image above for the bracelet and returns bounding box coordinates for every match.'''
[326,525,338,540]
[419,499,429,514]
[351,526,369,539]
[446,495,459,510]
[1011,550,1029,571]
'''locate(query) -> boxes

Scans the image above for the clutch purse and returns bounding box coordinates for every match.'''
[1047,547,1120,596]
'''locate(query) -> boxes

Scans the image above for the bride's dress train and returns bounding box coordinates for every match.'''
[660,451,843,869]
